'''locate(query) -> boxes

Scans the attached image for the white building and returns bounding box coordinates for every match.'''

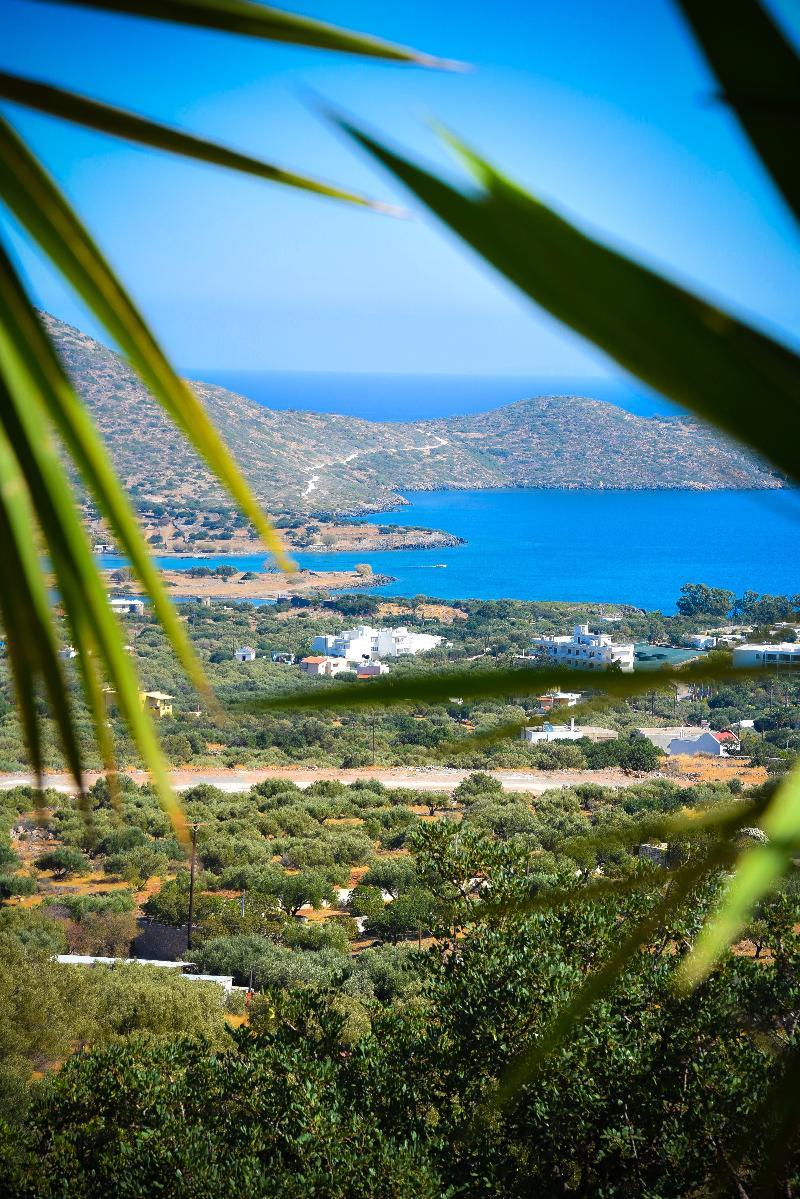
[109,596,145,616]
[312,625,443,663]
[300,655,351,677]
[684,634,717,650]
[234,646,256,662]
[733,643,800,668]
[356,662,390,678]
[535,690,584,714]
[530,624,634,672]
[55,955,234,992]
[58,645,78,660]
[520,719,614,744]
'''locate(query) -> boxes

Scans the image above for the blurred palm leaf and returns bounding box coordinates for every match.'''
[0,72,401,212]
[333,118,800,485]
[243,659,757,711]
[676,0,800,222]
[0,1,444,823]
[42,0,463,67]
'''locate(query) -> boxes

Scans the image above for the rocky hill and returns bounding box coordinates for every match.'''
[44,313,784,516]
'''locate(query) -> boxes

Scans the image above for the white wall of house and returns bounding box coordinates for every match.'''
[521,721,584,744]
[733,643,800,668]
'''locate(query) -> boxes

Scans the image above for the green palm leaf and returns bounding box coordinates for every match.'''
[41,0,461,67]
[0,245,213,707]
[492,843,735,1110]
[676,0,800,222]
[0,114,293,571]
[242,660,757,711]
[0,286,187,838]
[0,425,83,789]
[332,117,800,485]
[0,71,400,212]
[678,760,800,987]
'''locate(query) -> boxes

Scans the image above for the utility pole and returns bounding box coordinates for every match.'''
[371,714,376,766]
[187,823,199,951]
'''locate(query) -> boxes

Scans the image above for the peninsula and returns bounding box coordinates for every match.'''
[47,313,784,531]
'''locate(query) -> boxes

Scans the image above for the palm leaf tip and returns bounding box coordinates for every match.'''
[40,0,469,71]
[0,71,404,214]
[331,115,800,489]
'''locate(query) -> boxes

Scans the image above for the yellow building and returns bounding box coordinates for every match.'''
[102,688,174,718]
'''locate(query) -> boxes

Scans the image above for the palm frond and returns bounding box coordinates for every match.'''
[38,0,463,68]
[331,115,800,485]
[0,71,401,213]
[0,114,293,571]
[241,660,758,712]
[676,0,800,222]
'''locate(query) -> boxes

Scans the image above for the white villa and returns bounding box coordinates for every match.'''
[683,634,717,650]
[530,624,634,672]
[311,625,443,663]
[733,643,800,668]
[234,646,256,662]
[109,596,145,616]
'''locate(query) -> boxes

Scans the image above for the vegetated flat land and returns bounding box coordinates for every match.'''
[105,568,394,599]
[126,519,462,557]
[0,762,766,796]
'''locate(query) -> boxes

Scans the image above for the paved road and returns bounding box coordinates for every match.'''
[0,766,674,796]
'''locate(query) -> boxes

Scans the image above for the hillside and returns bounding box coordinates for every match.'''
[44,313,784,515]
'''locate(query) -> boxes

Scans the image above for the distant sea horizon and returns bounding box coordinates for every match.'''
[185,369,684,423]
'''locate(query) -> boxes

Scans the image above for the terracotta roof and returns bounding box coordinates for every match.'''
[302,656,327,663]
[711,730,739,742]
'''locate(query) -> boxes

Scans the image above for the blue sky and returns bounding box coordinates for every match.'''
[3,0,799,375]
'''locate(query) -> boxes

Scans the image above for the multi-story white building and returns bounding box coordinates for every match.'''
[312,625,443,663]
[530,624,634,672]
[733,643,800,668]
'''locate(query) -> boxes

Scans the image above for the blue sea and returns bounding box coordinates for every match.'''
[103,488,800,616]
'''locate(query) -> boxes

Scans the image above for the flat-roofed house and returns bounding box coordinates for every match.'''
[234,646,256,662]
[300,655,349,677]
[733,643,800,668]
[109,596,145,616]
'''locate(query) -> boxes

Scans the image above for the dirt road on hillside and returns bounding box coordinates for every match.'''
[0,765,710,796]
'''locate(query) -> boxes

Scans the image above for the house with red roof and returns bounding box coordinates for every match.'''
[666,729,741,757]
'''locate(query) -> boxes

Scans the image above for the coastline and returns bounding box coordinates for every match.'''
[104,567,396,600]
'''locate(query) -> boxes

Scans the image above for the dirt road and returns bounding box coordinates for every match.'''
[0,765,685,796]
